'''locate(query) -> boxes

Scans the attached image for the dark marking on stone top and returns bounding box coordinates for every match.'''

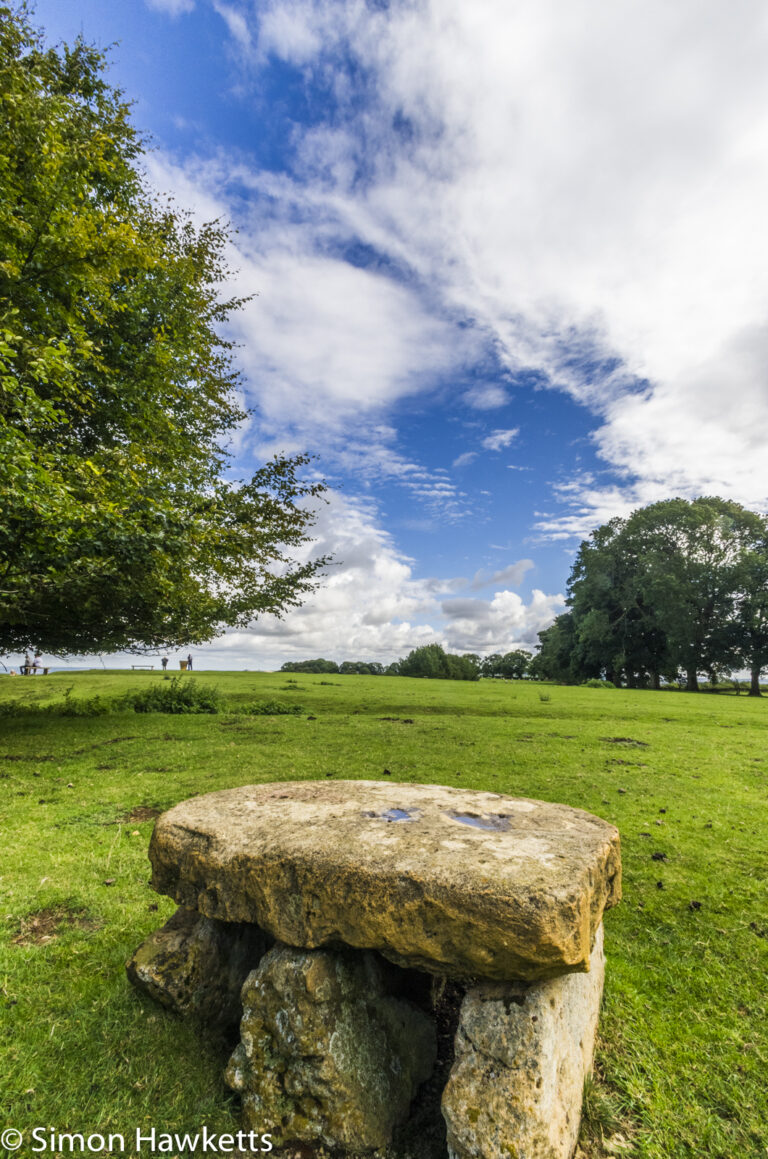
[363,807,419,822]
[447,811,511,832]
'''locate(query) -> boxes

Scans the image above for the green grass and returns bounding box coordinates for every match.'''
[1,671,767,1158]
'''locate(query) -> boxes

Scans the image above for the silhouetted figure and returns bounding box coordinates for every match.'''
[161,656,168,671]
[186,654,193,671]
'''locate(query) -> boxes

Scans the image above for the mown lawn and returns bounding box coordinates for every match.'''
[0,671,766,1158]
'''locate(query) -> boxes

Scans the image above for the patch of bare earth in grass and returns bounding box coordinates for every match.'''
[120,805,161,823]
[12,906,101,946]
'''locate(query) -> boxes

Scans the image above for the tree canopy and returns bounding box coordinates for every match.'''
[397,643,480,681]
[481,650,532,679]
[534,497,768,695]
[0,6,326,654]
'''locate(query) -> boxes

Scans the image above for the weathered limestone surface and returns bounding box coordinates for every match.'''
[126,906,270,1025]
[441,925,606,1159]
[149,781,621,982]
[225,943,437,1151]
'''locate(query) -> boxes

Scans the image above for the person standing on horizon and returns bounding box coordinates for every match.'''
[186,653,193,671]
[161,656,168,671]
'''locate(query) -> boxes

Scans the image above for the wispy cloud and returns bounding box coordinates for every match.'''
[213,1,252,49]
[482,429,519,452]
[145,0,194,16]
[145,153,475,520]
[463,384,510,410]
[468,561,534,591]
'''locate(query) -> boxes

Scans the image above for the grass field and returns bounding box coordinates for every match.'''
[1,671,766,1159]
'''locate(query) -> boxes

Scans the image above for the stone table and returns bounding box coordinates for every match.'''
[128,780,621,1159]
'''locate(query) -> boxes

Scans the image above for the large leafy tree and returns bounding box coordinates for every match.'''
[398,643,479,681]
[568,516,672,689]
[543,496,768,693]
[529,613,578,683]
[619,498,764,691]
[481,650,532,679]
[0,7,326,654]
[729,539,768,697]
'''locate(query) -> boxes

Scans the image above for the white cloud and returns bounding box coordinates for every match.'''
[144,154,474,519]
[440,589,566,654]
[145,0,194,15]
[469,561,534,591]
[482,429,519,452]
[463,384,510,410]
[210,0,768,530]
[187,494,558,667]
[257,0,323,63]
[452,451,477,469]
[145,155,473,437]
[213,1,252,49]
[231,251,461,422]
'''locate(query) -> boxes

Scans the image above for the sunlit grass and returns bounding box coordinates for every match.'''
[1,671,766,1158]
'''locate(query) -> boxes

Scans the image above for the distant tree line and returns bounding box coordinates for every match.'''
[533,497,768,696]
[281,644,535,681]
[282,659,385,676]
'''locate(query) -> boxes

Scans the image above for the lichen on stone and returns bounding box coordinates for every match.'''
[225,943,437,1151]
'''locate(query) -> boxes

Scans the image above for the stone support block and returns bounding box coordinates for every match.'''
[225,943,437,1152]
[126,906,270,1026]
[442,925,605,1159]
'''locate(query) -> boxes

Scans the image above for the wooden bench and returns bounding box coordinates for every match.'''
[131,665,155,670]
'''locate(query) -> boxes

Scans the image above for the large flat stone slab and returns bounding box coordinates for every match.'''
[148,781,621,982]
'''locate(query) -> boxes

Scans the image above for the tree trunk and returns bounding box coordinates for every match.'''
[686,667,699,692]
[651,671,660,691]
[749,666,762,697]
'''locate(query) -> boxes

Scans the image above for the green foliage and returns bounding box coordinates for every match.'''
[529,613,578,683]
[536,497,768,694]
[281,659,339,674]
[481,649,532,679]
[239,699,304,716]
[338,660,384,675]
[582,678,616,689]
[281,653,477,678]
[122,676,222,714]
[0,6,326,655]
[54,692,112,716]
[398,643,480,680]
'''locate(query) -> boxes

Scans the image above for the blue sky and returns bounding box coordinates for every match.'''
[27,0,768,670]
